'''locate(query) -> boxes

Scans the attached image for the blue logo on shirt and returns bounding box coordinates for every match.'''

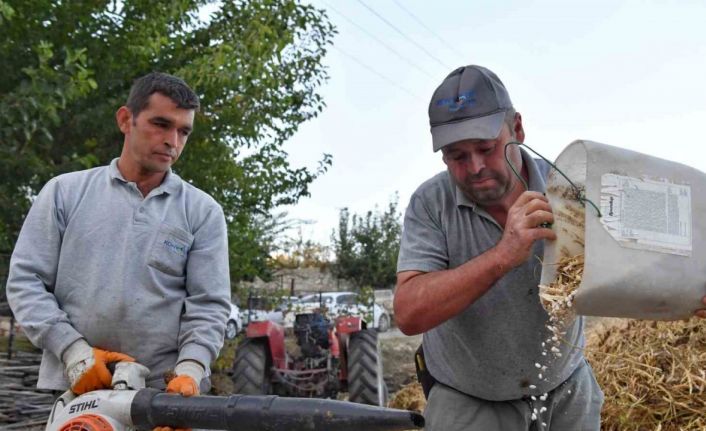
[163,239,187,257]
[436,90,477,113]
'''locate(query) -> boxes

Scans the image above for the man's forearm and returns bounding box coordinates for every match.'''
[394,245,512,335]
[179,205,231,367]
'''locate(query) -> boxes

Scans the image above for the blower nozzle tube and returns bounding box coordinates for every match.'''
[131,389,424,431]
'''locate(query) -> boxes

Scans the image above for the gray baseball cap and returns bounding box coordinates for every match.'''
[429,65,513,152]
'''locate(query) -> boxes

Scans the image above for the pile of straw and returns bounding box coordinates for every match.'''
[585,319,706,431]
[387,381,426,413]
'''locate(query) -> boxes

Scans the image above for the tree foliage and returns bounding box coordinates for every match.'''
[271,223,331,270]
[0,0,336,286]
[331,195,401,289]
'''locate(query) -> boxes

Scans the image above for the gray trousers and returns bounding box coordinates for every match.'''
[424,360,604,431]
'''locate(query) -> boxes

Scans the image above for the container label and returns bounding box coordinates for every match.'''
[600,174,691,256]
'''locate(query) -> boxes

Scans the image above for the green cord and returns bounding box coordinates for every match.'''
[504,141,602,218]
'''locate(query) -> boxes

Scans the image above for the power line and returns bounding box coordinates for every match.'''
[322,0,436,79]
[330,45,424,101]
[354,0,451,70]
[390,0,466,60]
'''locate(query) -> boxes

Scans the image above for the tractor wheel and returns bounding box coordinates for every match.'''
[347,329,388,406]
[231,338,272,395]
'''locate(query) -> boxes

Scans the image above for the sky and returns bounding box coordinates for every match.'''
[280,0,706,246]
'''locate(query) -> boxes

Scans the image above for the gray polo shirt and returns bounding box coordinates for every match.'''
[397,150,585,401]
[6,159,231,390]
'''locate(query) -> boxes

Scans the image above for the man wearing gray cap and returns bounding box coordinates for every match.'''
[393,65,604,430]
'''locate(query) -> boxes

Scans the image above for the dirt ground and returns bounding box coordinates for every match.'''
[379,328,422,394]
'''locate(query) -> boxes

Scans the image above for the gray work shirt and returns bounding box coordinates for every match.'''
[397,150,585,401]
[6,159,231,390]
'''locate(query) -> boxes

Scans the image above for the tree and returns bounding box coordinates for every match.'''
[331,195,402,289]
[0,0,336,289]
[271,221,331,269]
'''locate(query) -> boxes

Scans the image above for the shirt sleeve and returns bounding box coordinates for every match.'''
[177,203,231,371]
[397,192,450,273]
[5,179,84,360]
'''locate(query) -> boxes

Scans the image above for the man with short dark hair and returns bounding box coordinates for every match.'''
[6,72,230,421]
[394,65,604,430]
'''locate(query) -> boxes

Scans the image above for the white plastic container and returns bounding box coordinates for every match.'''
[540,140,706,320]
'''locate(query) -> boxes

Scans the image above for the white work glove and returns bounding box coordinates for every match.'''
[62,339,135,395]
[153,360,205,431]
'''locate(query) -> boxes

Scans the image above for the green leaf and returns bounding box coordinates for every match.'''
[331,195,402,289]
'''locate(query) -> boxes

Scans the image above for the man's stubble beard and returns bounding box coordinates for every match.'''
[452,167,517,207]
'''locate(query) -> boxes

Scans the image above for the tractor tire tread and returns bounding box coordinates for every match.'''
[347,329,387,406]
[231,339,271,395]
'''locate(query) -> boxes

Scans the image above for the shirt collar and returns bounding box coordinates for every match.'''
[454,148,545,211]
[108,158,180,195]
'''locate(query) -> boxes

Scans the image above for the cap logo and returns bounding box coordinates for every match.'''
[435,90,476,113]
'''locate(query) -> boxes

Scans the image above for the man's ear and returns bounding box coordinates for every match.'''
[116,106,133,134]
[514,112,525,143]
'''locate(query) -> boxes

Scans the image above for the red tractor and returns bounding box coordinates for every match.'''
[231,310,388,406]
